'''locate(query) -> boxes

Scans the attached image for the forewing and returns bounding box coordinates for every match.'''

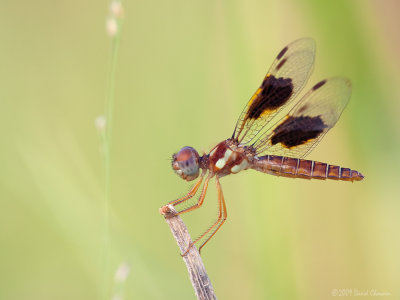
[232,38,316,144]
[253,77,352,158]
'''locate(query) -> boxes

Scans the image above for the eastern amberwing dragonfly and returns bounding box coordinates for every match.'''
[166,38,364,255]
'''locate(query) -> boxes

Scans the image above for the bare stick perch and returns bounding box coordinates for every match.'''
[160,204,217,300]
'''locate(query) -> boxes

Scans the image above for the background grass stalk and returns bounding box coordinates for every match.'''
[101,9,124,300]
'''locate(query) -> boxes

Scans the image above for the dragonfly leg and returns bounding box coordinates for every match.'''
[169,170,206,207]
[175,175,211,215]
[198,177,227,253]
[181,176,227,256]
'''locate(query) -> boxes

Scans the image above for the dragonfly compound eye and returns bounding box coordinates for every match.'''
[172,146,200,181]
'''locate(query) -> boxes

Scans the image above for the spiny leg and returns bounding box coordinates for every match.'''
[198,176,227,253]
[169,170,206,207]
[182,176,227,256]
[176,175,211,215]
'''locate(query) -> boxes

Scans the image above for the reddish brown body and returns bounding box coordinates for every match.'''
[206,140,253,177]
[253,155,364,181]
[204,139,363,181]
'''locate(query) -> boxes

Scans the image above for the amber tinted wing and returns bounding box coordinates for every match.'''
[232,38,316,144]
[252,77,352,158]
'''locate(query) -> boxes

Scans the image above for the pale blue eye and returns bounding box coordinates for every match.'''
[178,156,199,175]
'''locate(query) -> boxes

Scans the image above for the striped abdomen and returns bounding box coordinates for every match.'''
[252,155,364,182]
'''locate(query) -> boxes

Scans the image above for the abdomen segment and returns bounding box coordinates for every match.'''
[252,155,364,182]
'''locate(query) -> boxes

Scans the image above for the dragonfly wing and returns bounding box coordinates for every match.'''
[233,38,316,145]
[252,77,352,158]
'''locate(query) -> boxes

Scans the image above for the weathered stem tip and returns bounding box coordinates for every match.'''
[159,204,176,217]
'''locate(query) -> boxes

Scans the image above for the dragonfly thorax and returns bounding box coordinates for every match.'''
[172,146,200,181]
[209,140,251,176]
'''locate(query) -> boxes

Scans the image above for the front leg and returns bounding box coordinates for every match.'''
[175,175,211,215]
[168,170,206,207]
[181,176,227,256]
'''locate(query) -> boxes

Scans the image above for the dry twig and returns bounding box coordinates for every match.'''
[160,204,217,300]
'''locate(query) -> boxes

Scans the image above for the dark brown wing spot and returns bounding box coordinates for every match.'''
[297,104,309,114]
[271,115,326,148]
[277,46,288,59]
[276,58,287,71]
[312,80,327,91]
[246,75,293,120]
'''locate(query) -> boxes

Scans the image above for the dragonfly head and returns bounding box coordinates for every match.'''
[172,146,200,181]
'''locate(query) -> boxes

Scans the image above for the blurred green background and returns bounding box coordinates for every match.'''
[1,0,399,299]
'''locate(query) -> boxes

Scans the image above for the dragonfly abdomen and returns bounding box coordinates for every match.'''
[252,155,364,181]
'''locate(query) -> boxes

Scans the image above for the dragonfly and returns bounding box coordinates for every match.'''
[167,38,364,255]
